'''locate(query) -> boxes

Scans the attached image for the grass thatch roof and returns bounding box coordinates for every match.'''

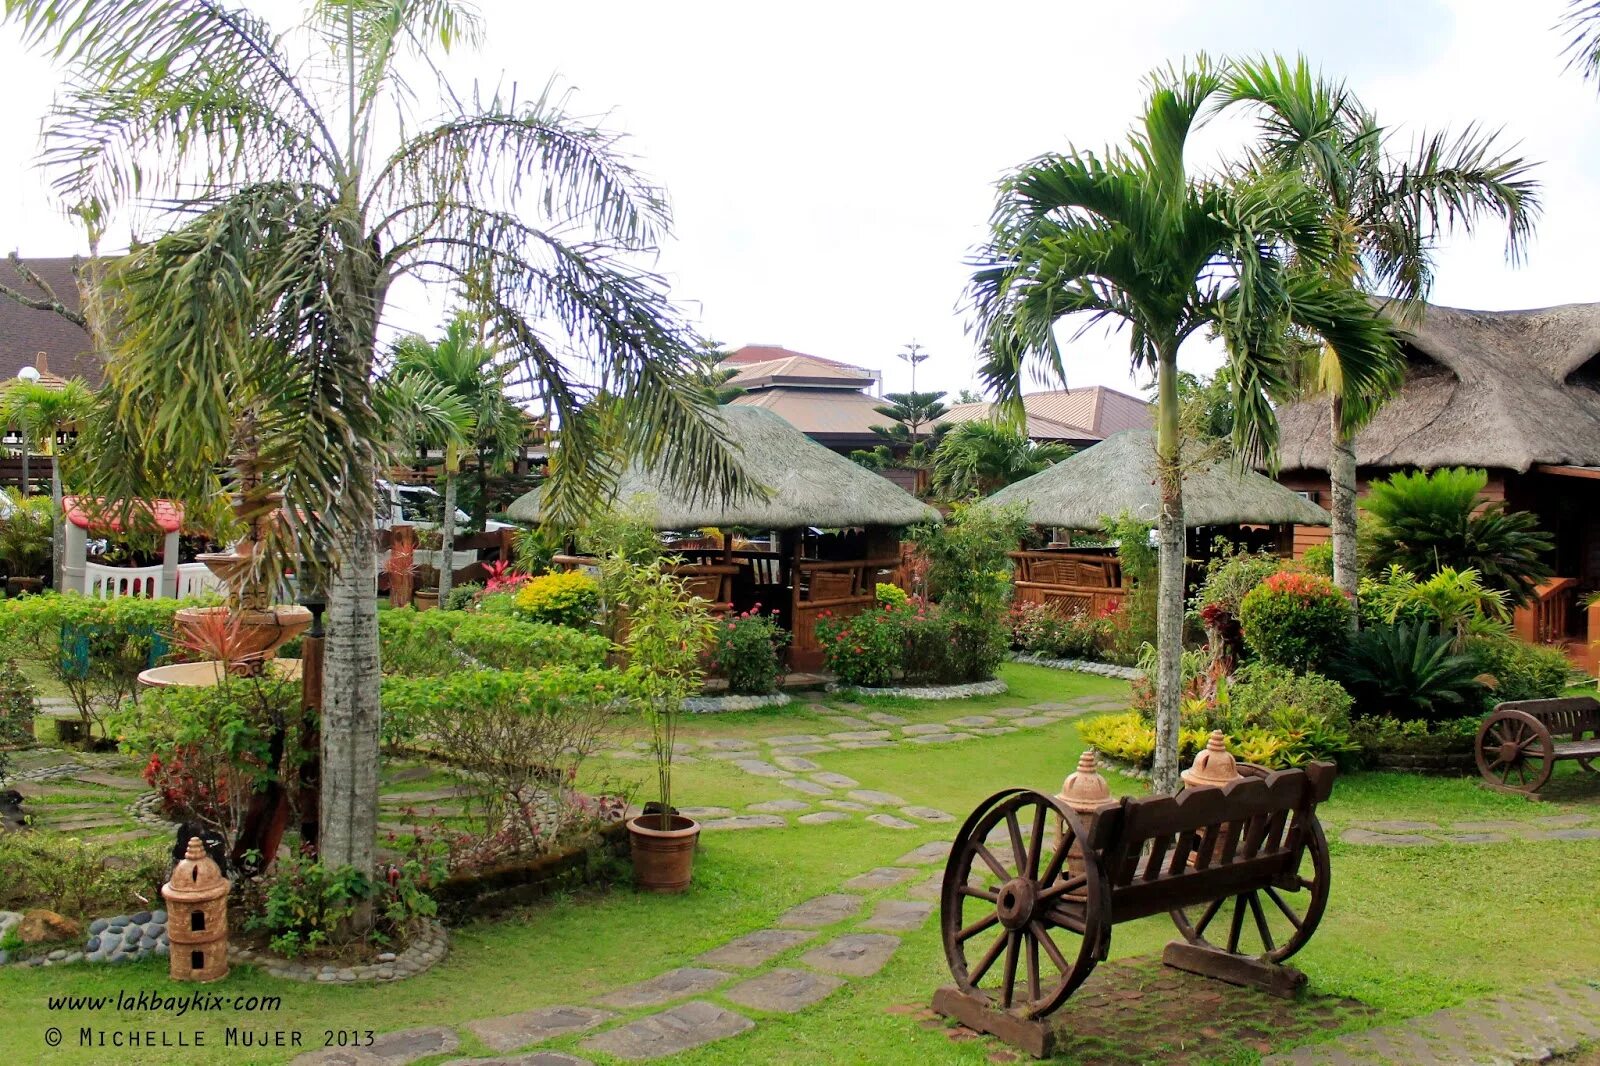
[1276,301,1600,473]
[506,404,939,530]
[983,429,1330,528]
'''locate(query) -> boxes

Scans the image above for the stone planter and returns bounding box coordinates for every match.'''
[627,814,700,894]
[413,590,439,612]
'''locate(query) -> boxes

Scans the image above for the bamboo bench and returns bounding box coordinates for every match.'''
[933,762,1336,1058]
[1475,697,1600,795]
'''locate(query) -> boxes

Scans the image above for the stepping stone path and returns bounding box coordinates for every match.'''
[778,777,832,796]
[465,1007,614,1053]
[69,773,145,790]
[798,811,847,825]
[823,716,875,729]
[378,787,470,805]
[867,814,917,830]
[899,806,954,822]
[896,841,952,864]
[770,744,833,756]
[701,739,757,751]
[773,756,820,772]
[837,740,895,749]
[841,867,918,890]
[801,933,900,977]
[905,872,944,900]
[732,760,785,778]
[902,723,948,736]
[596,967,730,1008]
[811,772,858,789]
[848,790,905,806]
[862,899,933,931]
[696,929,814,968]
[822,800,869,812]
[579,1001,753,1061]
[293,1026,460,1065]
[777,894,863,928]
[748,799,809,813]
[866,712,907,726]
[907,732,973,744]
[702,815,786,832]
[827,730,891,742]
[724,967,843,1013]
[443,1053,591,1066]
[948,715,995,727]
[767,735,823,745]
[677,806,734,818]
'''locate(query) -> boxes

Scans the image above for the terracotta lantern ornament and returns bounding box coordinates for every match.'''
[162,837,231,982]
[1056,749,1114,895]
[1181,731,1246,867]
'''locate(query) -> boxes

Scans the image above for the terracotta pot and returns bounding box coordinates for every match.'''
[413,590,439,612]
[5,576,44,598]
[627,814,700,893]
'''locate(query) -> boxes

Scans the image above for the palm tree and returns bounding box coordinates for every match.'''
[1225,55,1539,612]
[930,420,1071,499]
[967,58,1398,793]
[0,377,93,587]
[1562,1,1600,85]
[391,315,522,601]
[7,0,748,895]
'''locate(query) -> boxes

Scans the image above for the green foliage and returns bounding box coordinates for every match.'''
[816,606,903,688]
[240,849,444,960]
[0,659,36,779]
[1080,711,1208,769]
[1239,570,1352,672]
[1363,468,1553,604]
[712,608,789,696]
[1211,663,1359,768]
[874,582,909,607]
[907,504,1028,682]
[930,421,1071,499]
[511,526,558,575]
[0,490,53,579]
[1465,636,1575,706]
[861,391,951,471]
[1196,541,1281,618]
[1332,623,1487,722]
[0,833,168,922]
[108,673,302,849]
[513,570,600,628]
[1358,565,1511,646]
[1300,542,1334,578]
[1345,714,1481,764]
[452,613,609,672]
[1103,513,1158,661]
[1010,601,1109,661]
[444,581,483,611]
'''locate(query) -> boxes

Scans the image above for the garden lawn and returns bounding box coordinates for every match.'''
[2,661,1597,1065]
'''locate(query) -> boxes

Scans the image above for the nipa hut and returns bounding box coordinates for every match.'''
[507,404,938,669]
[984,428,1329,618]
[1274,300,1600,653]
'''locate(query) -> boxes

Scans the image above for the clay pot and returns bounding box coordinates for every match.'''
[413,590,439,612]
[627,814,700,893]
[4,576,44,598]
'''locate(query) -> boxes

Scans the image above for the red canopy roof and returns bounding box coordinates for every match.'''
[62,496,184,534]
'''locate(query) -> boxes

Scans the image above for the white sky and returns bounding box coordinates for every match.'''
[0,0,1594,402]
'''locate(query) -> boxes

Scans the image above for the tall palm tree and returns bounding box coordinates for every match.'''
[391,314,522,601]
[967,58,1398,793]
[0,377,94,587]
[7,0,748,895]
[1561,1,1600,86]
[930,420,1070,499]
[1225,56,1539,612]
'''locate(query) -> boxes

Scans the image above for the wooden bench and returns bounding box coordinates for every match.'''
[1475,697,1600,795]
[933,763,1335,1057]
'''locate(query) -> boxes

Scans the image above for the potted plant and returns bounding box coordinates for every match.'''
[0,491,53,596]
[613,556,716,893]
[412,529,442,611]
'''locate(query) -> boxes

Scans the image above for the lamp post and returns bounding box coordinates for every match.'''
[12,365,39,496]
[895,341,928,396]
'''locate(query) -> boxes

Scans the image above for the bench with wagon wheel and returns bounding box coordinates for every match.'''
[1475,696,1600,795]
[932,761,1336,1058]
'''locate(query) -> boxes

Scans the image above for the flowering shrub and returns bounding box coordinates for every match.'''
[513,570,600,628]
[875,582,909,607]
[482,559,527,595]
[712,607,789,695]
[238,847,446,959]
[899,599,957,684]
[1193,543,1280,665]
[1239,570,1351,673]
[816,606,902,688]
[1010,601,1108,661]
[906,505,1025,682]
[0,659,36,780]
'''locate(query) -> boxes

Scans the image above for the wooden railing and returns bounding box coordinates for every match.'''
[1008,549,1127,619]
[1514,575,1579,646]
[789,557,901,671]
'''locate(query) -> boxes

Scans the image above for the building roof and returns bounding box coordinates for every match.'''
[0,257,101,388]
[1020,386,1154,438]
[722,344,861,369]
[725,352,878,391]
[936,402,1094,443]
[985,428,1330,529]
[726,386,892,443]
[1275,301,1600,474]
[506,404,938,530]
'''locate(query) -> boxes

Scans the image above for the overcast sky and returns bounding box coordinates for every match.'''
[0,0,1594,402]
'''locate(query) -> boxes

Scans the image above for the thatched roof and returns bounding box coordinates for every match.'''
[1276,301,1600,473]
[506,404,939,530]
[984,429,1330,528]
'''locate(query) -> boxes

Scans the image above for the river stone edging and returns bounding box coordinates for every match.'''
[826,679,1007,701]
[232,918,448,982]
[683,692,794,714]
[1009,652,1142,681]
[2,908,170,968]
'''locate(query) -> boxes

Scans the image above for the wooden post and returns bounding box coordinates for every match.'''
[388,523,416,608]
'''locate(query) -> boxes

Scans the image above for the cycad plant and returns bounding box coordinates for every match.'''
[1333,622,1486,722]
[5,0,748,895]
[967,57,1398,792]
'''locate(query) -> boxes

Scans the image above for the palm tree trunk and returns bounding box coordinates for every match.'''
[50,454,63,590]
[1328,394,1360,626]
[439,473,456,603]
[1151,346,1186,796]
[19,448,29,498]
[319,515,381,923]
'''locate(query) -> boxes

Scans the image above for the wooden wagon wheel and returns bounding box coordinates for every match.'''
[1169,813,1330,963]
[940,788,1107,1019]
[1475,709,1555,794]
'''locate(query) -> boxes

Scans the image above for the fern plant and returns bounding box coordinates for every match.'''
[1333,622,1487,722]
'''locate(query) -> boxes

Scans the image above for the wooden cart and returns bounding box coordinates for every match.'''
[933,763,1335,1058]
[1475,697,1600,795]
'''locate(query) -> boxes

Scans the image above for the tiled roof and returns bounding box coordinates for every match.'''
[936,402,1096,443]
[1021,386,1153,438]
[728,387,892,442]
[723,344,859,368]
[726,352,878,391]
[0,257,102,388]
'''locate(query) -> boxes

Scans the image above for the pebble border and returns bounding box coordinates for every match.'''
[683,692,794,714]
[233,919,448,983]
[1009,651,1143,681]
[0,908,168,968]
[826,679,1007,701]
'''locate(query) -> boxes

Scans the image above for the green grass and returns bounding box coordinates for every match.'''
[2,661,1597,1065]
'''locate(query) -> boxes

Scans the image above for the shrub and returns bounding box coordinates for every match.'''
[444,582,483,611]
[875,582,909,607]
[1465,636,1575,705]
[0,833,168,922]
[1359,565,1510,646]
[239,847,445,959]
[1193,542,1280,662]
[108,673,302,851]
[1332,622,1487,722]
[378,608,466,676]
[1239,571,1351,672]
[514,570,601,628]
[1363,467,1552,604]
[1346,714,1481,767]
[900,600,959,684]
[907,504,1025,682]
[1213,664,1357,767]
[0,659,36,779]
[451,614,610,672]
[1103,512,1158,660]
[1299,542,1334,578]
[0,490,53,579]
[1011,601,1108,661]
[712,608,789,695]
[1080,711,1208,769]
[816,607,902,688]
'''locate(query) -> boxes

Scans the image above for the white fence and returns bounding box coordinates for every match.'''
[84,562,162,600]
[176,562,227,599]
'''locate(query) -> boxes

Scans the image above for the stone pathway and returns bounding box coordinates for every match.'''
[1263,978,1600,1065]
[1339,811,1600,847]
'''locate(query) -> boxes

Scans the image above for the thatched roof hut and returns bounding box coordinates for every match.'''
[984,429,1330,528]
[1276,301,1600,473]
[506,404,938,530]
